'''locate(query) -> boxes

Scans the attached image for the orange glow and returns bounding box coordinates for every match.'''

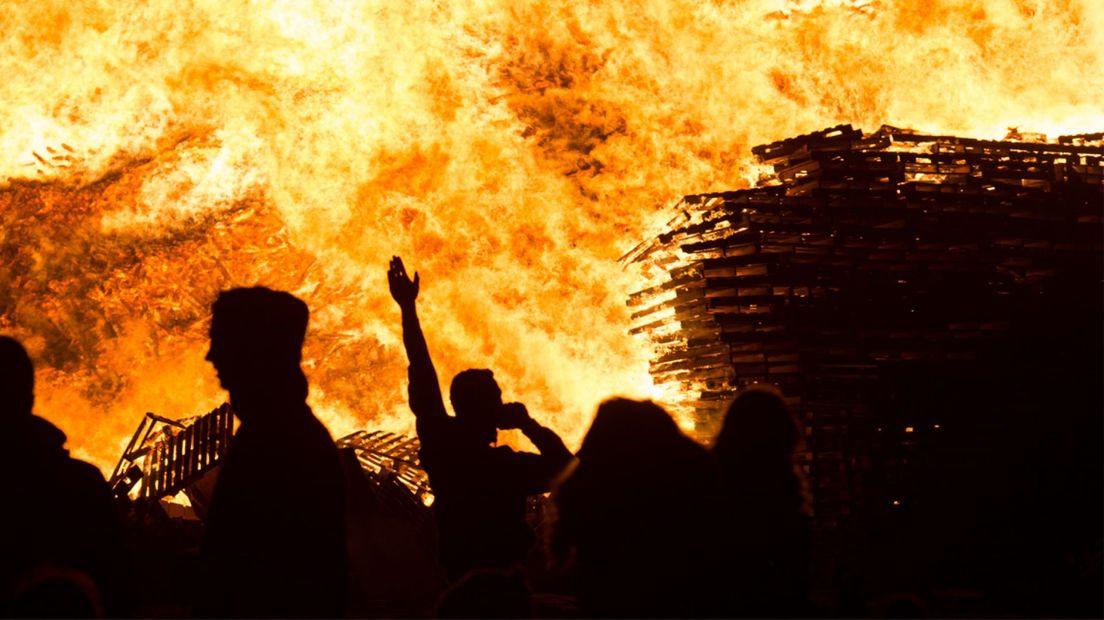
[1,0,1101,472]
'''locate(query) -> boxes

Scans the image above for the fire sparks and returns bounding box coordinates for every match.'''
[1,0,1102,471]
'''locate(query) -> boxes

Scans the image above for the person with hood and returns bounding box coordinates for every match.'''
[0,336,130,618]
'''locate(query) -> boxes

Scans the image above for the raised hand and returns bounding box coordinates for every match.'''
[388,256,420,307]
[496,402,532,430]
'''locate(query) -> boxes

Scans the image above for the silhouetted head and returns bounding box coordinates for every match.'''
[714,386,798,468]
[0,336,35,421]
[450,368,502,444]
[710,383,799,485]
[577,398,683,465]
[206,287,309,412]
[713,386,806,519]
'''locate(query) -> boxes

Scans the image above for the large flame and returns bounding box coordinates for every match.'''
[1,0,1101,471]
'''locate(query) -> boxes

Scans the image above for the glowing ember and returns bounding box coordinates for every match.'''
[1,0,1102,471]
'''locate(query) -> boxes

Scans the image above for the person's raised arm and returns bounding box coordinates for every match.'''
[500,403,572,465]
[498,402,574,493]
[388,256,446,421]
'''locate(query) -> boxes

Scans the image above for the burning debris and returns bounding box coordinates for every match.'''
[109,404,234,517]
[3,1,1102,472]
[625,125,1103,523]
[336,430,433,523]
[109,406,434,524]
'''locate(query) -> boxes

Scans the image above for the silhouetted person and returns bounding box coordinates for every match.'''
[388,257,572,581]
[195,288,347,618]
[551,398,719,618]
[712,386,811,618]
[435,568,533,619]
[0,336,130,618]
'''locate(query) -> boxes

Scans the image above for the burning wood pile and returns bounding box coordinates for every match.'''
[109,404,235,516]
[335,430,433,523]
[625,125,1103,524]
[109,411,434,525]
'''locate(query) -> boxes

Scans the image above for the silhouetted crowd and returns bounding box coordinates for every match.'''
[0,256,1099,618]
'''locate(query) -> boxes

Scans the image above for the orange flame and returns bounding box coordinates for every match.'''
[1,0,1102,471]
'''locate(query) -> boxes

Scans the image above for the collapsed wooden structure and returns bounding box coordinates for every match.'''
[109,404,235,515]
[624,125,1103,525]
[335,430,433,524]
[110,407,434,525]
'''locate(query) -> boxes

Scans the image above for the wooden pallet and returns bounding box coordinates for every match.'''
[627,125,1103,523]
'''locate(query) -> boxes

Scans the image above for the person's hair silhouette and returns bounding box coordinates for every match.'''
[714,386,801,499]
[194,288,348,618]
[0,336,131,618]
[712,386,811,618]
[449,368,502,445]
[551,398,721,618]
[388,257,572,582]
[205,287,309,413]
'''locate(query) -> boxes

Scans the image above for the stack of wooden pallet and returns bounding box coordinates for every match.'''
[336,430,433,524]
[110,404,235,506]
[625,125,1103,525]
